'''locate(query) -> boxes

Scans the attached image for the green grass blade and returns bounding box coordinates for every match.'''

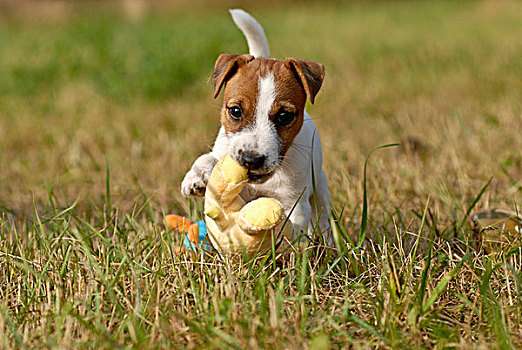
[358,143,400,248]
[421,254,470,314]
[105,155,112,221]
[457,177,492,233]
[401,196,430,300]
[349,314,387,341]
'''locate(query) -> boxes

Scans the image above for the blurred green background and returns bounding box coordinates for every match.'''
[0,0,520,218]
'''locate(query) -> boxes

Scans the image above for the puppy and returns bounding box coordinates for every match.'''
[181,9,331,242]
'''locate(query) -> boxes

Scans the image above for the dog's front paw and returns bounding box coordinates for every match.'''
[181,171,208,197]
[181,154,218,197]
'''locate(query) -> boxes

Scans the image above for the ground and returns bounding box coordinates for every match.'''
[0,0,521,348]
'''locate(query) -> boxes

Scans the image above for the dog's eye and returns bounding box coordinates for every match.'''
[228,106,243,120]
[274,110,295,126]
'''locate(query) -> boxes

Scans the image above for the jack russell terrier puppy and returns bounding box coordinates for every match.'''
[181,9,331,243]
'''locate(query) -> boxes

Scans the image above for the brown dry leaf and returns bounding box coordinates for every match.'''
[472,208,522,253]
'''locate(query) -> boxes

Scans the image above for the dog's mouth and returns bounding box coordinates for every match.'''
[247,170,274,183]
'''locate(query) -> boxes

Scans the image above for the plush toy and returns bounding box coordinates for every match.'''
[165,215,212,253]
[167,155,293,256]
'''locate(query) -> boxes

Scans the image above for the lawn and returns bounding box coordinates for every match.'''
[0,0,521,348]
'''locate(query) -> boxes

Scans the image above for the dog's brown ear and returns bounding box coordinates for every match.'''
[285,58,325,104]
[213,54,254,98]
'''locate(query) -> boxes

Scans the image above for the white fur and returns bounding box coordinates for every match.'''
[181,10,332,243]
[255,73,276,122]
[229,9,270,58]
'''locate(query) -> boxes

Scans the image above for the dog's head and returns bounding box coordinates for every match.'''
[213,54,325,183]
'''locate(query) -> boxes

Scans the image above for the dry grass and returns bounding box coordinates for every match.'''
[0,0,521,348]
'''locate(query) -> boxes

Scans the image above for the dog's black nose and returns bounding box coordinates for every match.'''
[239,151,266,170]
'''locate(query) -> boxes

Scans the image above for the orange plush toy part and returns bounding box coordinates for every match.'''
[165,214,198,242]
[165,214,211,253]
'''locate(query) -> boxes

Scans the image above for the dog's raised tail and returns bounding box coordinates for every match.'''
[229,9,270,58]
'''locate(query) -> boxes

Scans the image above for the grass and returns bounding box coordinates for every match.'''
[1,0,521,348]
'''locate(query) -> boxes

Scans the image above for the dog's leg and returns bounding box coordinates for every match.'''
[288,197,312,241]
[309,168,332,243]
[181,127,228,197]
[181,153,218,196]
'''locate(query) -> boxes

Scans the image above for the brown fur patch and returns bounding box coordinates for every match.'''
[220,60,260,133]
[271,63,307,158]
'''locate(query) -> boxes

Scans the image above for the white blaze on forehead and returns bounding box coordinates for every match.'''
[255,73,276,122]
[253,73,280,159]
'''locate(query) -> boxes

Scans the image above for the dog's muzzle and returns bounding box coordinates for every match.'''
[239,150,266,170]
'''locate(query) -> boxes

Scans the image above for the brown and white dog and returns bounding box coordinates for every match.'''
[181,9,331,242]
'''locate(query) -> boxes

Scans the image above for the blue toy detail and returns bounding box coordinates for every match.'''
[183,220,213,251]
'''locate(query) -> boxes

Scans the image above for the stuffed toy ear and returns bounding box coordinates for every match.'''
[285,58,325,104]
[213,54,255,98]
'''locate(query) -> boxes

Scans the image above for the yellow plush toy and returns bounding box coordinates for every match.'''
[203,155,294,256]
